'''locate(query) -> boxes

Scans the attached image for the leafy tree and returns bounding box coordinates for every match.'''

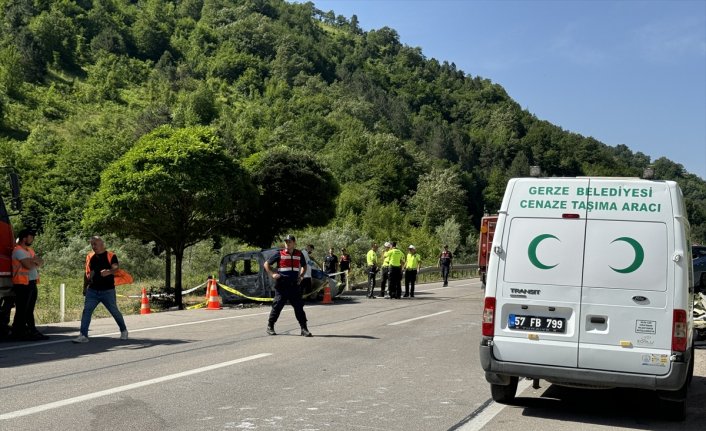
[83,126,257,308]
[483,166,508,214]
[435,217,461,255]
[243,146,339,248]
[408,166,467,229]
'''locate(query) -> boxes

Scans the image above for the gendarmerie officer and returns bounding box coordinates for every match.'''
[264,235,313,337]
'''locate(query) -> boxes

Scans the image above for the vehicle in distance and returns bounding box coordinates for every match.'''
[218,248,338,303]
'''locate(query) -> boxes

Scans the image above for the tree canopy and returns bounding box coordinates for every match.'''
[83,125,256,306]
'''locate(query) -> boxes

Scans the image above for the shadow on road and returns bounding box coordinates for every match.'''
[0,332,189,370]
[509,375,706,430]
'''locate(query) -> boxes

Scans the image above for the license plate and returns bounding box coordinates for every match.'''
[508,314,566,333]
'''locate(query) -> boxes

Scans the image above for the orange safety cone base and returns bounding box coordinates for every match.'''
[140,287,151,315]
[207,279,222,310]
[322,285,333,304]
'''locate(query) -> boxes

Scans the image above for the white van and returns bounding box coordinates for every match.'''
[479,177,694,420]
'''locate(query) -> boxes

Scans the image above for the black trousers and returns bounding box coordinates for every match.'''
[404,269,418,296]
[380,266,390,297]
[389,266,402,298]
[441,265,451,285]
[366,266,377,297]
[12,281,38,336]
[268,277,308,328]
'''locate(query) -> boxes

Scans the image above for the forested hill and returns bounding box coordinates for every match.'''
[1,0,704,252]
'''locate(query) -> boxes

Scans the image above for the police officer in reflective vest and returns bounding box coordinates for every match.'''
[379,242,392,298]
[264,235,312,337]
[366,242,379,298]
[387,242,405,299]
[403,245,421,298]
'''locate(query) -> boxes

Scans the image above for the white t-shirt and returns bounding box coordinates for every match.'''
[301,249,313,279]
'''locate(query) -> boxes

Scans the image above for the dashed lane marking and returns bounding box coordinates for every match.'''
[388,310,452,326]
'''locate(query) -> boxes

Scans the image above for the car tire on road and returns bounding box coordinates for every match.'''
[490,376,518,404]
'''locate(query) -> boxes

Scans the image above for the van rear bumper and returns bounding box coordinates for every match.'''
[480,343,689,392]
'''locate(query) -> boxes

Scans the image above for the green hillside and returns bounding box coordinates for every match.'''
[1,0,704,282]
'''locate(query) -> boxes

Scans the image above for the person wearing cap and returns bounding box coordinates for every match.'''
[387,242,405,299]
[379,242,392,298]
[438,245,453,287]
[403,245,421,298]
[264,235,312,337]
[11,228,47,341]
[365,243,379,298]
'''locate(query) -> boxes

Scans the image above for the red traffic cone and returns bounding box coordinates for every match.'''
[207,279,222,310]
[140,287,151,315]
[322,284,333,304]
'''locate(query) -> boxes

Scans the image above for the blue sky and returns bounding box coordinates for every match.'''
[310,0,706,179]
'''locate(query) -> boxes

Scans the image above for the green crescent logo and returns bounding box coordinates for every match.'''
[528,234,559,270]
[610,237,644,273]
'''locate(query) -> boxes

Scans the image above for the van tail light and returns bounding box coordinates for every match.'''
[672,309,687,352]
[482,297,496,337]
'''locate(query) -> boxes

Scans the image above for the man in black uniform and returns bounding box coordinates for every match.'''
[438,245,453,287]
[264,235,312,337]
[324,247,338,276]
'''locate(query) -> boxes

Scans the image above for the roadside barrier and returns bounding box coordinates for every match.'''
[140,287,151,315]
[206,279,222,310]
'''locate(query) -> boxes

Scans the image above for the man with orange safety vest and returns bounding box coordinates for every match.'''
[11,228,47,341]
[73,236,128,343]
[264,235,312,337]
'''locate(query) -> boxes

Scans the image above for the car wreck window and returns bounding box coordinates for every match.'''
[226,259,260,277]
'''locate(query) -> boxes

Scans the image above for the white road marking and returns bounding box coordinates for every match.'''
[456,379,532,431]
[388,310,452,326]
[0,353,272,420]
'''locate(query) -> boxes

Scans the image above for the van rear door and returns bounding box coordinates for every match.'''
[578,179,673,375]
[492,178,589,368]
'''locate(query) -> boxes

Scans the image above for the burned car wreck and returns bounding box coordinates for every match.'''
[218,248,340,304]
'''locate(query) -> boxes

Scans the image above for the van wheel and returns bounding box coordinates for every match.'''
[661,398,686,421]
[490,376,518,404]
[659,379,688,421]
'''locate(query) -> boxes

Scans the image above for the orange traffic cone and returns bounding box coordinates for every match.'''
[322,284,333,304]
[207,279,222,310]
[140,287,151,315]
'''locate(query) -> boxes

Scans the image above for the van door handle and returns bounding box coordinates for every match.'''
[632,295,648,303]
[590,317,606,324]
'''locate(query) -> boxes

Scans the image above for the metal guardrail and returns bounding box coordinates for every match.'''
[347,264,479,291]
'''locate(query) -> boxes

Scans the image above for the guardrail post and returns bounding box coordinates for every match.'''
[59,283,65,322]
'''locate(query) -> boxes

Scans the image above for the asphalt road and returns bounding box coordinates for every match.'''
[1,278,705,431]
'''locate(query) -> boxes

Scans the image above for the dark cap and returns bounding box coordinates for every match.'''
[17,228,35,240]
[444,244,449,248]
[283,234,296,242]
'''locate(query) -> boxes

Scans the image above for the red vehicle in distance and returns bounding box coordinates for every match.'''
[477,215,497,287]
